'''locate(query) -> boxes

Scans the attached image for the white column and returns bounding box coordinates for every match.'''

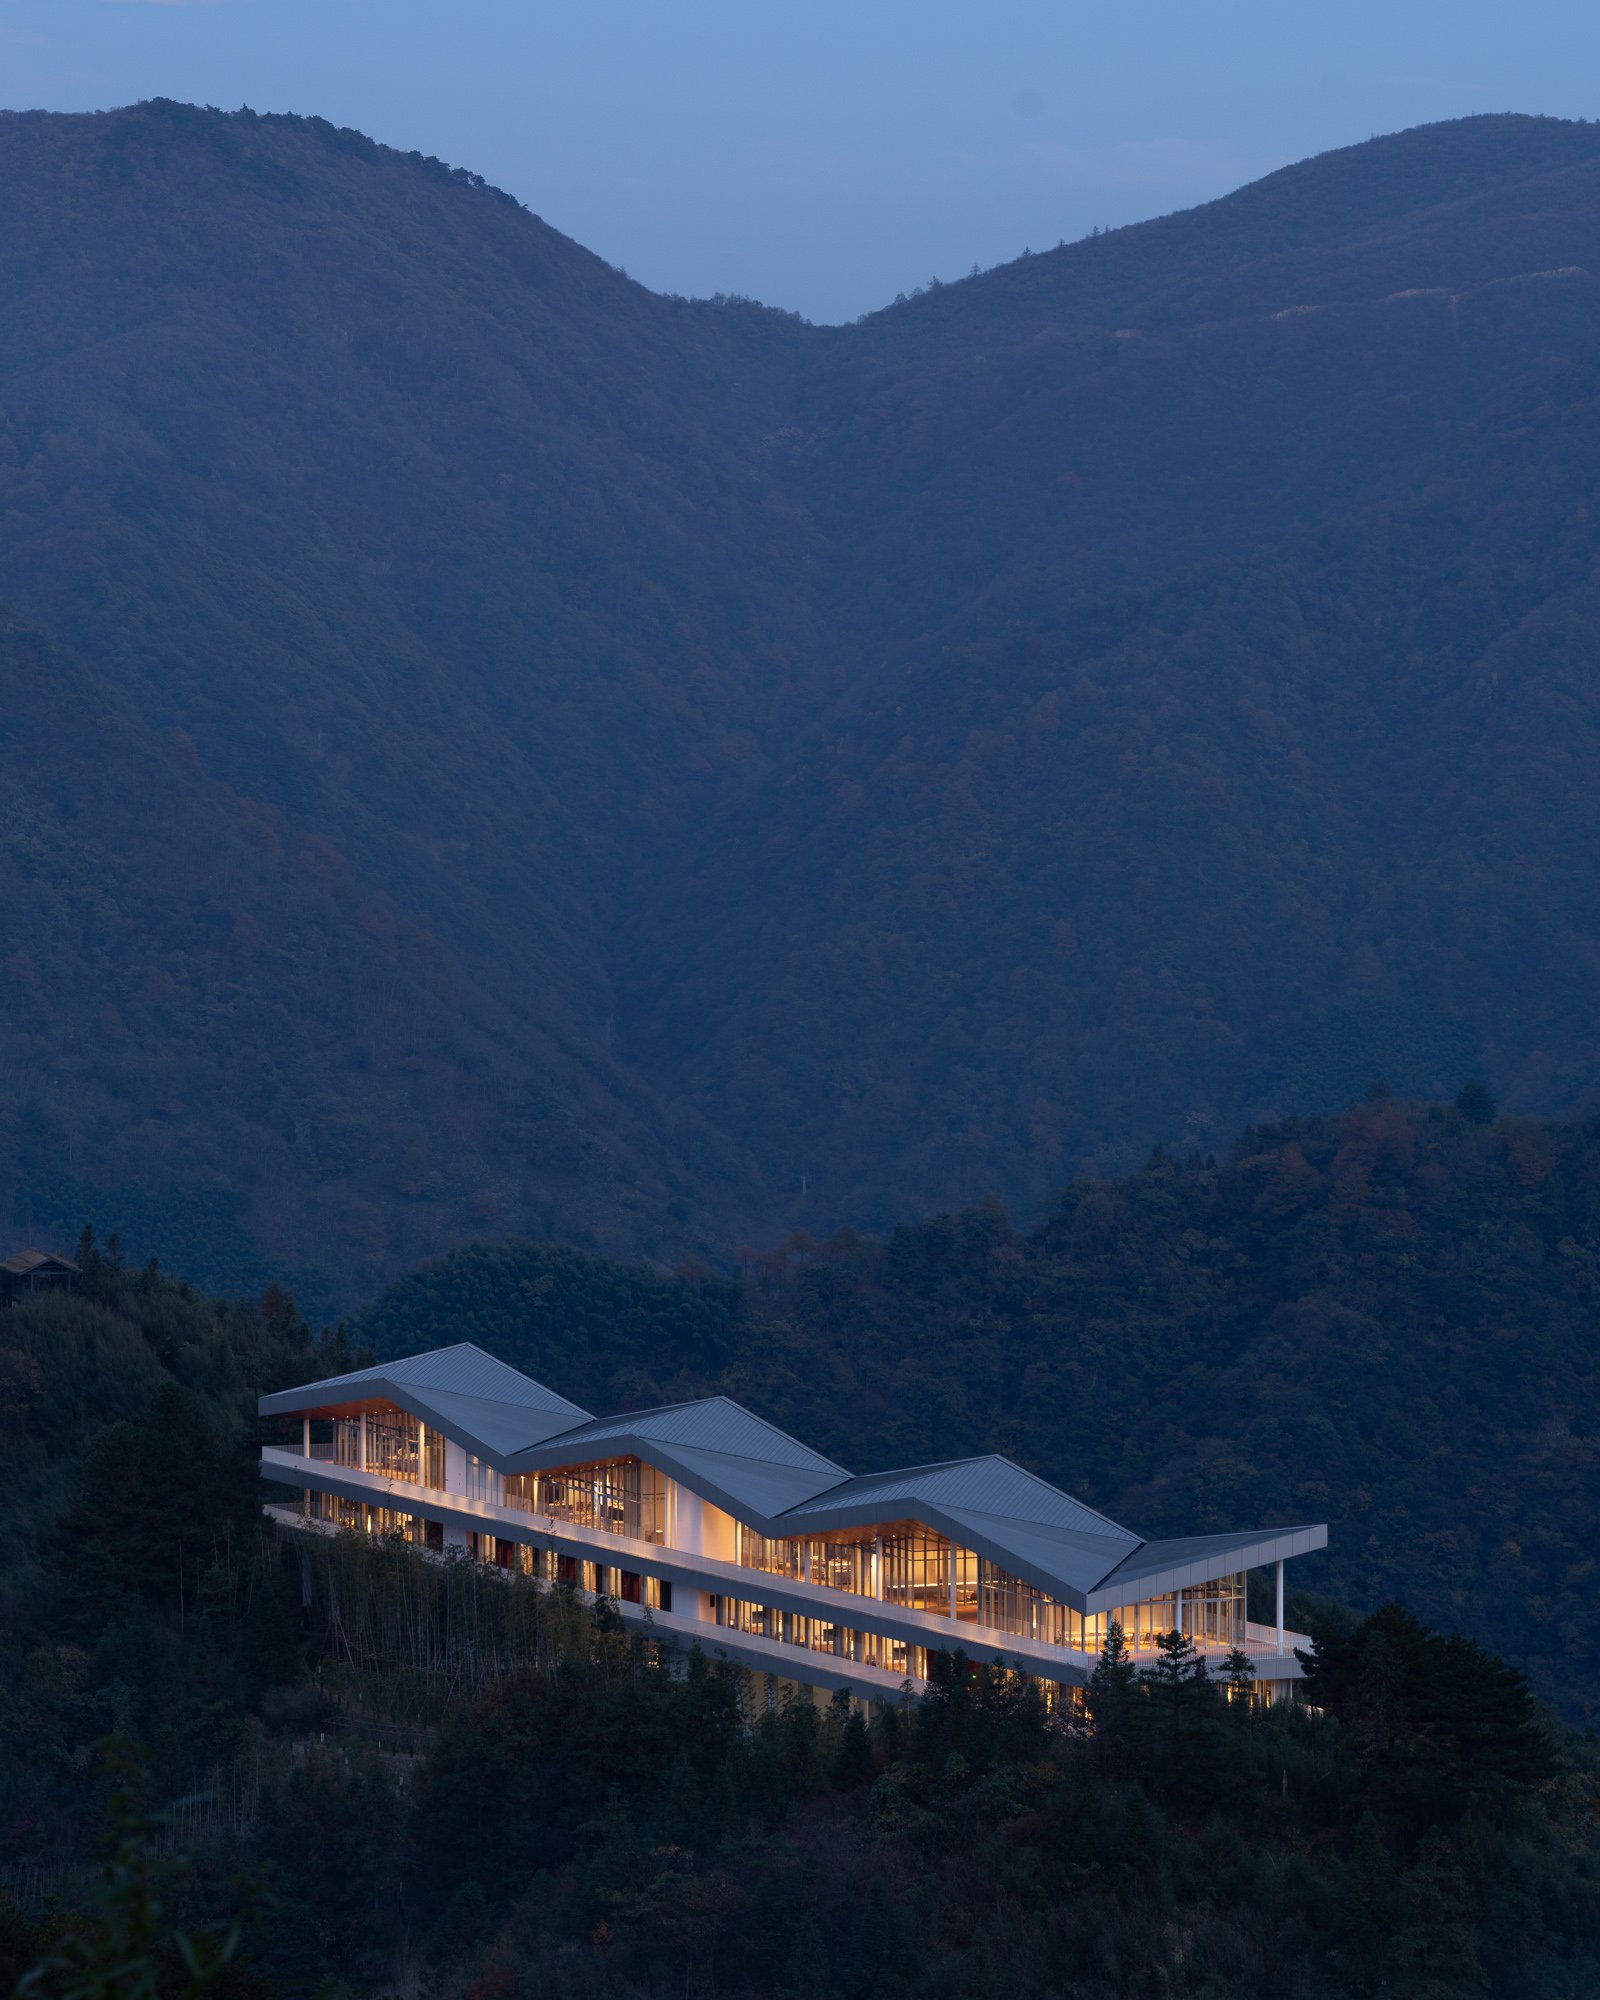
[1176,1586,1184,1640]
[948,1551,957,1621]
[872,1532,882,1599]
[444,1439,468,1496]
[417,1421,427,1484]
[1275,1559,1285,1654]
[359,1410,368,1472]
[301,1416,310,1458]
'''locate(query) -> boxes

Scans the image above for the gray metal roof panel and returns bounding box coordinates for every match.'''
[406,1389,591,1457]
[516,1397,849,1480]
[647,1442,849,1518]
[257,1343,592,1458]
[780,1456,1138,1544]
[504,1400,852,1521]
[260,1342,589,1418]
[935,1507,1141,1600]
[1087,1526,1329,1607]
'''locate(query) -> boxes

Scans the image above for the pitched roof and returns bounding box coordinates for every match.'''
[505,1396,851,1518]
[258,1342,591,1454]
[1,1249,80,1276]
[780,1455,1142,1600]
[1086,1524,1330,1609]
[259,1344,1326,1606]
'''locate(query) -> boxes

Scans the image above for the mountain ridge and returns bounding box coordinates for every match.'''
[5,102,1600,1295]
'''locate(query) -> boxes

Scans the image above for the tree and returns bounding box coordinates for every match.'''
[17,1749,254,2000]
[1143,1627,1212,1753]
[1304,1603,1557,1825]
[1221,1647,1257,1711]
[829,1704,873,1792]
[1087,1621,1140,1749]
[1455,1080,1497,1124]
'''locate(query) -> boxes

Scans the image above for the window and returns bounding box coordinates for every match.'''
[503,1458,665,1541]
[330,1410,439,1484]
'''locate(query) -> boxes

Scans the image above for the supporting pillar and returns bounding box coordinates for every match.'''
[949,1549,957,1621]
[1176,1586,1184,1641]
[301,1415,310,1458]
[417,1421,427,1485]
[1275,1559,1285,1654]
[359,1410,368,1472]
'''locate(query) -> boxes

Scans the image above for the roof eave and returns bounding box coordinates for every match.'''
[257,1376,585,1472]
[502,1430,851,1532]
[1084,1524,1329,1610]
[770,1491,1130,1610]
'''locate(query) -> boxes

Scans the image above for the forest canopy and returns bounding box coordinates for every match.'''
[0,1240,1593,2000]
[359,1095,1600,1724]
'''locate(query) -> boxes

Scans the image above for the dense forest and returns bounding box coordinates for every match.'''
[9,103,1600,1296]
[359,1094,1600,1724]
[2,1242,1596,1999]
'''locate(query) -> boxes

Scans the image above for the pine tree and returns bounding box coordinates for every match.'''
[1087,1620,1140,1749]
[1145,1626,1205,1753]
[1221,1647,1256,1713]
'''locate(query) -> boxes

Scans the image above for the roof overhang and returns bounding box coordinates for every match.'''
[1085,1524,1329,1611]
[503,1429,851,1531]
[258,1375,584,1469]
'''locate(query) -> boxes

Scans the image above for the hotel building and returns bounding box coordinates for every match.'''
[259,1344,1325,1705]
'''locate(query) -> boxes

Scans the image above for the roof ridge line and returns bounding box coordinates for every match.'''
[558,1392,852,1475]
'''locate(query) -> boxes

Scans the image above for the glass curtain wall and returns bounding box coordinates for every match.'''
[715,1596,929,1680]
[734,1517,1244,1658]
[1177,1573,1244,1647]
[883,1528,977,1616]
[329,1411,442,1486]
[502,1458,666,1542]
[309,1490,424,1541]
[738,1524,974,1608]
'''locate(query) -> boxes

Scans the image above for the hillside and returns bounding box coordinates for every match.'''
[9,104,1600,1290]
[360,1095,1600,1724]
[2,1241,1596,2000]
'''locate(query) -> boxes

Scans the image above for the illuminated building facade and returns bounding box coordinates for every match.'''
[259,1344,1325,1704]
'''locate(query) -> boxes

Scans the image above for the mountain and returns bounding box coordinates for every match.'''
[7,101,1600,1293]
[359,1095,1600,1725]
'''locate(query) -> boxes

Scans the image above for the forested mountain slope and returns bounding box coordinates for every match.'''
[361,1097,1600,1724]
[8,103,1600,1292]
[3,1244,1592,1999]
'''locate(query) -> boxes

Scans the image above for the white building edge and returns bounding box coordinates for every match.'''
[259,1342,1326,1707]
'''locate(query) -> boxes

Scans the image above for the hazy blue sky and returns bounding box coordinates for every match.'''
[5,1,1599,322]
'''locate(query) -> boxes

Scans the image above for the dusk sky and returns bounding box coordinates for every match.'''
[5,1,1599,323]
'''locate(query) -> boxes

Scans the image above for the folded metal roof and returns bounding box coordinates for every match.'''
[504,1396,851,1519]
[260,1345,1325,1606]
[259,1343,592,1456]
[779,1456,1142,1602]
[1086,1525,1329,1610]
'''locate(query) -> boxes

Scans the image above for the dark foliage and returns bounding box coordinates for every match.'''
[360,1096,1600,1722]
[8,108,1600,1294]
[4,1246,1599,1998]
